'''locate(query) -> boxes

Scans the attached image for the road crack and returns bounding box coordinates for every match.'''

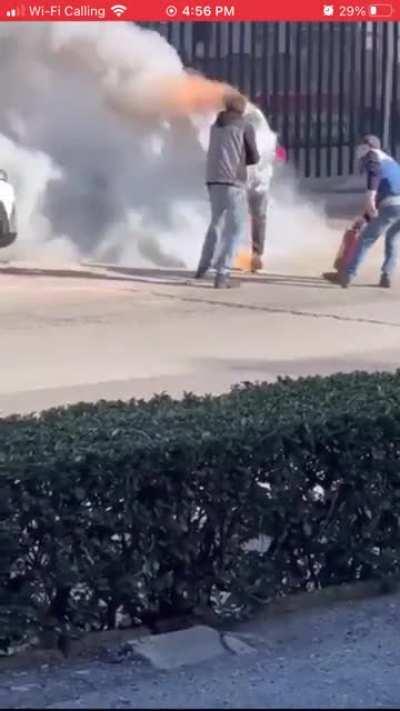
[154,292,400,329]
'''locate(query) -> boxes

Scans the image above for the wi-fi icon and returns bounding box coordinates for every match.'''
[111,4,127,16]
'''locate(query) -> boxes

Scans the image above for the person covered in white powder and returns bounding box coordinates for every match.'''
[244,104,277,273]
[0,170,17,249]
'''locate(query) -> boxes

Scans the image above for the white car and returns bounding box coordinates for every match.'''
[0,170,17,249]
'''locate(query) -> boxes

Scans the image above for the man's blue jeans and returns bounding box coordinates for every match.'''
[197,184,247,276]
[345,204,400,278]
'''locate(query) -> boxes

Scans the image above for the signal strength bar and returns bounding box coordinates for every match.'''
[6,5,26,17]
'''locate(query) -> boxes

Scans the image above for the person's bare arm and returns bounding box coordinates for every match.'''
[364,150,380,217]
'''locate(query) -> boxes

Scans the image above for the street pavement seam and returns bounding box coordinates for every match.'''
[153,291,400,329]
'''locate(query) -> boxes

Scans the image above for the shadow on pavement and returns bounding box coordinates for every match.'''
[93,264,336,290]
[0,266,134,284]
[0,263,382,291]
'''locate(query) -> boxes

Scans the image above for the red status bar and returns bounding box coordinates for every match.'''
[1,0,399,21]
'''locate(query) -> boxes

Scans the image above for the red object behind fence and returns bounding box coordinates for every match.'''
[275,146,288,163]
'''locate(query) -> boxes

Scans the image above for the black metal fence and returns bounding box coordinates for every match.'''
[140,22,400,178]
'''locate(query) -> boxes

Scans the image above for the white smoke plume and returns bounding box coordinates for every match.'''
[0,21,338,272]
[0,22,210,266]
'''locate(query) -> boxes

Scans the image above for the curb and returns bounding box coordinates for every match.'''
[0,625,152,672]
[2,578,395,672]
[229,578,396,631]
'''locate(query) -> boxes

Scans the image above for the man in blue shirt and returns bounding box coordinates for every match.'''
[341,135,400,289]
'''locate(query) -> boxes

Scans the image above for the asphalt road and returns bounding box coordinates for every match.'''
[0,254,399,416]
[2,592,400,709]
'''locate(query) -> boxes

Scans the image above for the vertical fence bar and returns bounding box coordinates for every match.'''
[305,23,313,178]
[215,21,222,81]
[159,23,169,42]
[371,23,379,134]
[260,22,269,113]
[261,22,269,112]
[220,22,227,81]
[392,22,399,159]
[315,23,324,178]
[282,23,291,159]
[227,22,234,86]
[380,22,389,149]
[223,22,228,79]
[250,22,257,100]
[272,22,280,98]
[271,22,281,134]
[272,22,283,134]
[293,23,302,167]
[348,23,358,174]
[359,23,367,135]
[205,23,213,77]
[179,22,185,62]
[239,22,245,92]
[337,23,346,175]
[326,23,335,176]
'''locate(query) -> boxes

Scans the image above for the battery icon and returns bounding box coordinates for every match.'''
[369,4,393,16]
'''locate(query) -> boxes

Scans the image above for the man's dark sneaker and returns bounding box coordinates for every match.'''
[379,273,391,288]
[194,267,207,279]
[339,272,351,289]
[322,271,340,284]
[214,273,240,289]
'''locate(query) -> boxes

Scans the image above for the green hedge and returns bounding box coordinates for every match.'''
[2,371,400,654]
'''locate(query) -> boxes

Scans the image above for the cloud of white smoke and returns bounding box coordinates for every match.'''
[267,180,340,275]
[0,21,338,272]
[0,22,213,267]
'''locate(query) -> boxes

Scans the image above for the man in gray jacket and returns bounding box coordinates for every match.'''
[195,92,260,288]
